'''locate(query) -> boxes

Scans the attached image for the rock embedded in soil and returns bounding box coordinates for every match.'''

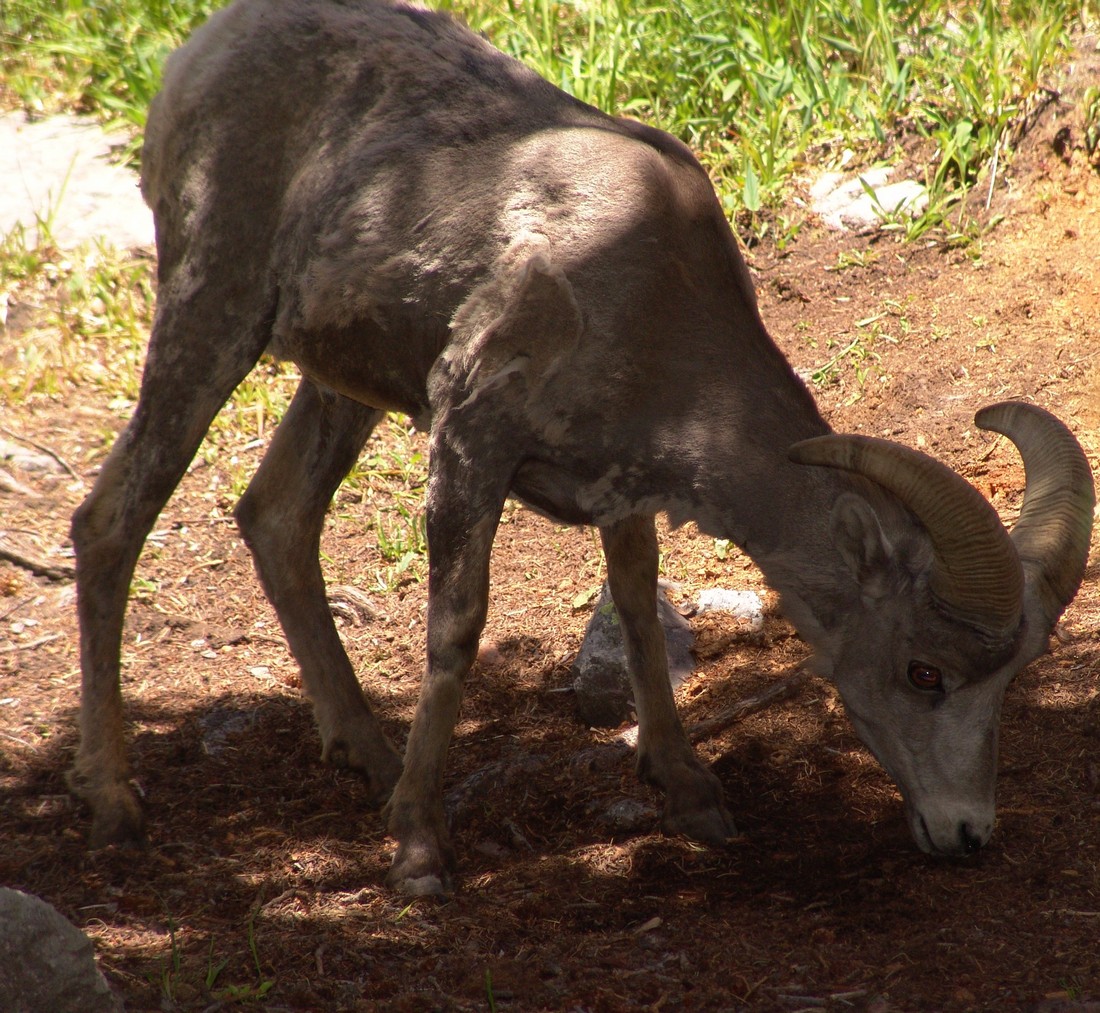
[0,437,66,475]
[810,165,928,232]
[446,753,548,827]
[597,798,660,835]
[0,888,123,1013]
[199,705,257,756]
[696,587,764,630]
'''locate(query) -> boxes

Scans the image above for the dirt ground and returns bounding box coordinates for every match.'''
[2,40,1099,1013]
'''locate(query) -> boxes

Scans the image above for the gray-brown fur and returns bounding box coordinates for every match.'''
[69,0,1094,894]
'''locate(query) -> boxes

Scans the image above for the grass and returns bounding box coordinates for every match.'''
[1085,84,1100,160]
[0,229,153,403]
[153,905,275,1005]
[0,0,214,159]
[2,0,1095,229]
[355,420,431,589]
[439,0,1096,241]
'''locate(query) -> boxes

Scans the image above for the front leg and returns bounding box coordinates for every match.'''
[600,516,737,845]
[384,438,506,895]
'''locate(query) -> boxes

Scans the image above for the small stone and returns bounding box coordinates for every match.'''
[571,742,632,774]
[598,798,659,834]
[446,754,547,827]
[0,438,65,474]
[199,706,255,756]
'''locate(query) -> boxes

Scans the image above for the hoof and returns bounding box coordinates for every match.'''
[88,796,146,850]
[387,870,453,897]
[385,837,456,896]
[322,735,403,806]
[67,768,147,849]
[658,766,738,846]
[662,801,738,847]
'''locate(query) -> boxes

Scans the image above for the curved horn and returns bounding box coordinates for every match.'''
[789,433,1024,640]
[975,401,1095,627]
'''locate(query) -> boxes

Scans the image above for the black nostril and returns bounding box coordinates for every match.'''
[959,822,984,855]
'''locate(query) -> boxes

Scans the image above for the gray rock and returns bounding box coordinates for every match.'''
[572,583,694,727]
[598,798,660,835]
[571,741,633,774]
[199,705,256,756]
[445,754,547,827]
[0,888,123,1013]
[0,113,153,250]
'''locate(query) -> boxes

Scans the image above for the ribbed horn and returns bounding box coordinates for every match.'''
[789,433,1024,640]
[975,401,1095,628]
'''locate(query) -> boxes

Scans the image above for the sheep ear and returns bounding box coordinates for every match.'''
[830,493,895,601]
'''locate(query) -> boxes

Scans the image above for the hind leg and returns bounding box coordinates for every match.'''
[69,282,273,846]
[235,379,403,802]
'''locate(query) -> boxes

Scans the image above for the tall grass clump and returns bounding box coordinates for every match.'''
[0,0,217,144]
[441,0,1091,235]
[1,0,1094,222]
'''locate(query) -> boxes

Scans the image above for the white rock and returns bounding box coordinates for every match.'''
[696,588,764,631]
[811,166,928,231]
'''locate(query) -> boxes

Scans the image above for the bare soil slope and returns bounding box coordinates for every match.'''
[2,46,1098,1013]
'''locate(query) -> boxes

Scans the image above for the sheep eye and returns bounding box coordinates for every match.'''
[907,661,943,692]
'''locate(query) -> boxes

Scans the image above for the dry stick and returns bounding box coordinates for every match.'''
[0,542,75,582]
[0,426,80,480]
[688,667,810,744]
[0,729,38,749]
[985,137,1001,211]
[0,469,38,497]
[979,432,1006,463]
[0,595,37,622]
[0,632,63,653]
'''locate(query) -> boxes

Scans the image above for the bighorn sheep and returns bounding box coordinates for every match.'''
[69,0,1094,895]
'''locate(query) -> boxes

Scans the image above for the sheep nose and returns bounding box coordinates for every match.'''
[959,822,986,855]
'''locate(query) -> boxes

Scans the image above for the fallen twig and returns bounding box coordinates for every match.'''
[985,137,1000,210]
[778,995,827,1009]
[979,432,1006,463]
[688,667,810,743]
[0,542,75,582]
[0,632,63,653]
[0,426,80,479]
[0,469,39,497]
[0,729,38,750]
[327,584,379,625]
[0,595,37,622]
